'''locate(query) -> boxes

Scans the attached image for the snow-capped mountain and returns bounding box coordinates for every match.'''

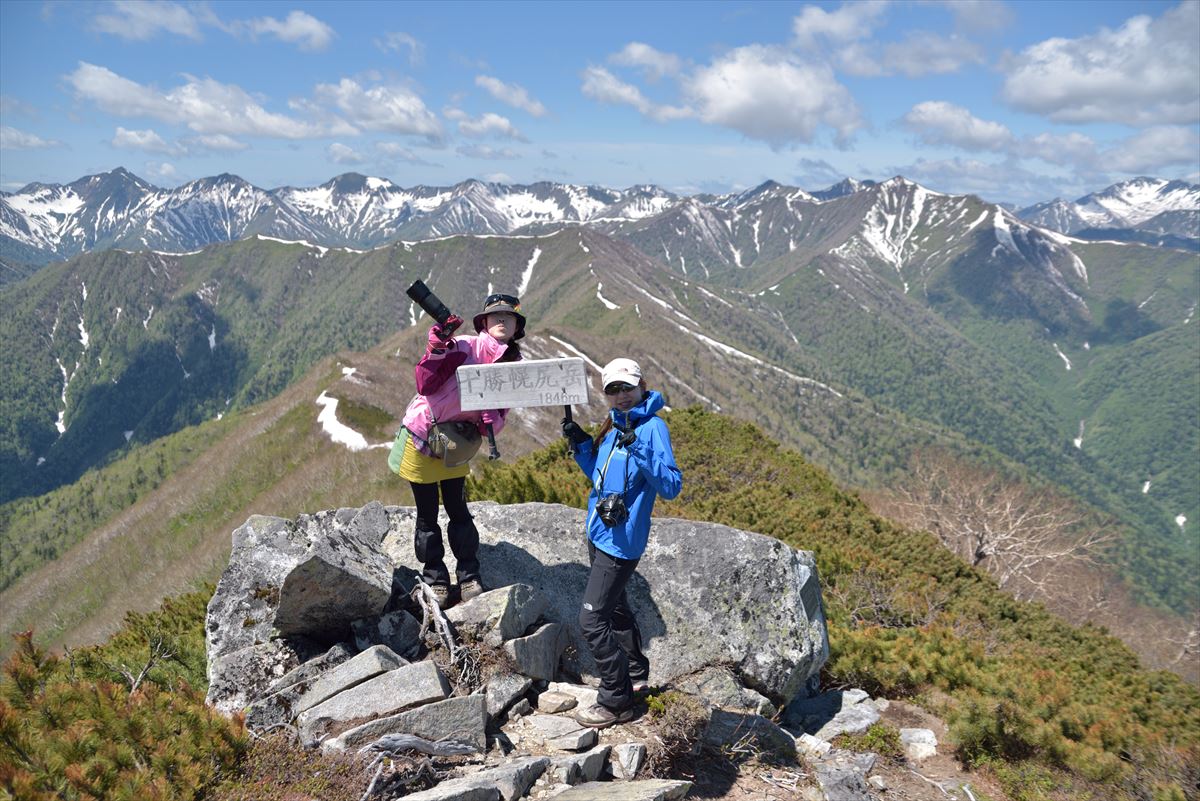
[1019,177,1200,236]
[0,170,684,265]
[5,169,1196,270]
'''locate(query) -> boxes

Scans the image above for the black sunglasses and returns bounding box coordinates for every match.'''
[484,293,520,306]
[604,382,637,395]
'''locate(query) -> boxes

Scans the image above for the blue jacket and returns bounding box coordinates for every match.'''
[573,390,682,560]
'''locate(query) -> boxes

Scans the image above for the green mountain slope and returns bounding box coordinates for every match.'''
[2,216,1196,613]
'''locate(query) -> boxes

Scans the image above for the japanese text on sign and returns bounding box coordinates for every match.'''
[457,357,591,410]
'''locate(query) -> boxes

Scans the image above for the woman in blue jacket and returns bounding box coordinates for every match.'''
[561,357,682,728]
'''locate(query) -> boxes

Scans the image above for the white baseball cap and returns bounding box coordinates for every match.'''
[601,357,642,389]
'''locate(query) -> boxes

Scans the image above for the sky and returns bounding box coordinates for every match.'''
[1,0,1198,206]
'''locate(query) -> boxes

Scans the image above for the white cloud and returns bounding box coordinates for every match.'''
[143,161,179,183]
[1102,127,1200,173]
[456,112,526,141]
[926,0,1014,33]
[327,143,364,164]
[475,76,547,117]
[684,46,862,147]
[0,126,61,150]
[902,101,1014,151]
[1001,1,1200,125]
[111,126,181,155]
[484,172,514,183]
[93,0,202,41]
[377,31,424,65]
[795,157,849,189]
[1017,132,1098,166]
[792,1,889,47]
[609,43,683,80]
[243,10,334,51]
[580,66,691,123]
[879,33,984,77]
[66,62,326,139]
[0,95,37,116]
[313,78,442,139]
[375,142,439,166]
[888,156,1071,205]
[186,133,249,152]
[456,144,519,160]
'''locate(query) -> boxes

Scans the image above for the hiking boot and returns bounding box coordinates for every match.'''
[459,578,485,602]
[429,584,451,609]
[632,680,650,695]
[574,702,634,729]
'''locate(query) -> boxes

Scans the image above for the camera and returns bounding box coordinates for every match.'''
[596,494,628,526]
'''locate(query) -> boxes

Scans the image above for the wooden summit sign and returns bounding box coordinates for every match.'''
[457,357,591,411]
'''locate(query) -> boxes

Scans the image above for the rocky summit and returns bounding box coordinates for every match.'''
[204,499,837,798]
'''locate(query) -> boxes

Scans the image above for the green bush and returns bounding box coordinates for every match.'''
[0,590,247,800]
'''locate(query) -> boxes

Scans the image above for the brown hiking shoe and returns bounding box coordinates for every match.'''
[574,702,634,729]
[459,579,485,602]
[429,584,450,609]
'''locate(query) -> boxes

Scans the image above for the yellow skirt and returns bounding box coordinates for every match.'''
[396,428,471,484]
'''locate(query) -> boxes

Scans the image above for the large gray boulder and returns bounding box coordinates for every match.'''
[381,502,828,704]
[205,503,395,712]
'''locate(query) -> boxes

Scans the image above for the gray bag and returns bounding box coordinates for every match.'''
[428,419,483,467]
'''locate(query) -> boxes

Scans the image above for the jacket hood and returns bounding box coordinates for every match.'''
[609,389,665,428]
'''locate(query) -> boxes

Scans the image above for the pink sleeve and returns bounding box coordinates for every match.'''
[415,346,468,395]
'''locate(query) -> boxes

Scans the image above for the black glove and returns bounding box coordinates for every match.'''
[614,424,637,449]
[562,419,590,446]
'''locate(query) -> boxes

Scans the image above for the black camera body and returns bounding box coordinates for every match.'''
[596,493,628,527]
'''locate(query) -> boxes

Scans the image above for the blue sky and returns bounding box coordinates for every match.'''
[1,0,1197,205]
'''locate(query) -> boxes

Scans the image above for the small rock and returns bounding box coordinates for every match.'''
[871,697,890,712]
[538,690,579,714]
[811,701,880,741]
[505,623,567,681]
[509,699,533,717]
[868,775,887,790]
[352,609,422,658]
[611,742,647,780]
[796,732,832,758]
[900,727,938,761]
[446,583,548,647]
[546,682,599,709]
[527,714,598,751]
[485,673,533,720]
[551,779,692,800]
[549,744,611,784]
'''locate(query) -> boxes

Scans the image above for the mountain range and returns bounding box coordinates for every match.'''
[2,169,1196,272]
[2,166,1196,620]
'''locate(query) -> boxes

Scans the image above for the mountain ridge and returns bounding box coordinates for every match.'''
[6,169,1195,270]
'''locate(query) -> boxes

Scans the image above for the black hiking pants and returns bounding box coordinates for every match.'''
[410,477,480,586]
[578,540,650,712]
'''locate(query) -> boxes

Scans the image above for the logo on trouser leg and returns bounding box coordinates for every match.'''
[583,602,594,611]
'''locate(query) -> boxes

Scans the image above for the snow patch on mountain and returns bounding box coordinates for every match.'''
[517,247,541,297]
[548,336,602,372]
[316,391,386,452]
[596,283,620,309]
[1053,343,1071,370]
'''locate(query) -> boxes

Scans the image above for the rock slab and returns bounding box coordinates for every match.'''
[551,780,692,800]
[298,660,450,745]
[323,694,488,753]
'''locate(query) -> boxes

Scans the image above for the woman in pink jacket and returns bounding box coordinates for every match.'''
[394,293,524,607]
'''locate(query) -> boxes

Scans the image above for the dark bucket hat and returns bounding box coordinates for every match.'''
[473,292,526,340]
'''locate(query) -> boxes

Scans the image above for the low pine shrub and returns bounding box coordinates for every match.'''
[0,591,248,800]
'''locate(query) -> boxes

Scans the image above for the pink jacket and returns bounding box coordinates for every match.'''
[402,330,518,456]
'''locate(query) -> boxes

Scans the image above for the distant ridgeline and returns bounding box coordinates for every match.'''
[1,172,1196,615]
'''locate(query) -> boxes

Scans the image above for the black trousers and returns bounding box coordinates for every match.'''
[578,540,650,711]
[410,477,480,586]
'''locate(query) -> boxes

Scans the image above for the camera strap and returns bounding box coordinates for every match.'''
[596,432,630,498]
